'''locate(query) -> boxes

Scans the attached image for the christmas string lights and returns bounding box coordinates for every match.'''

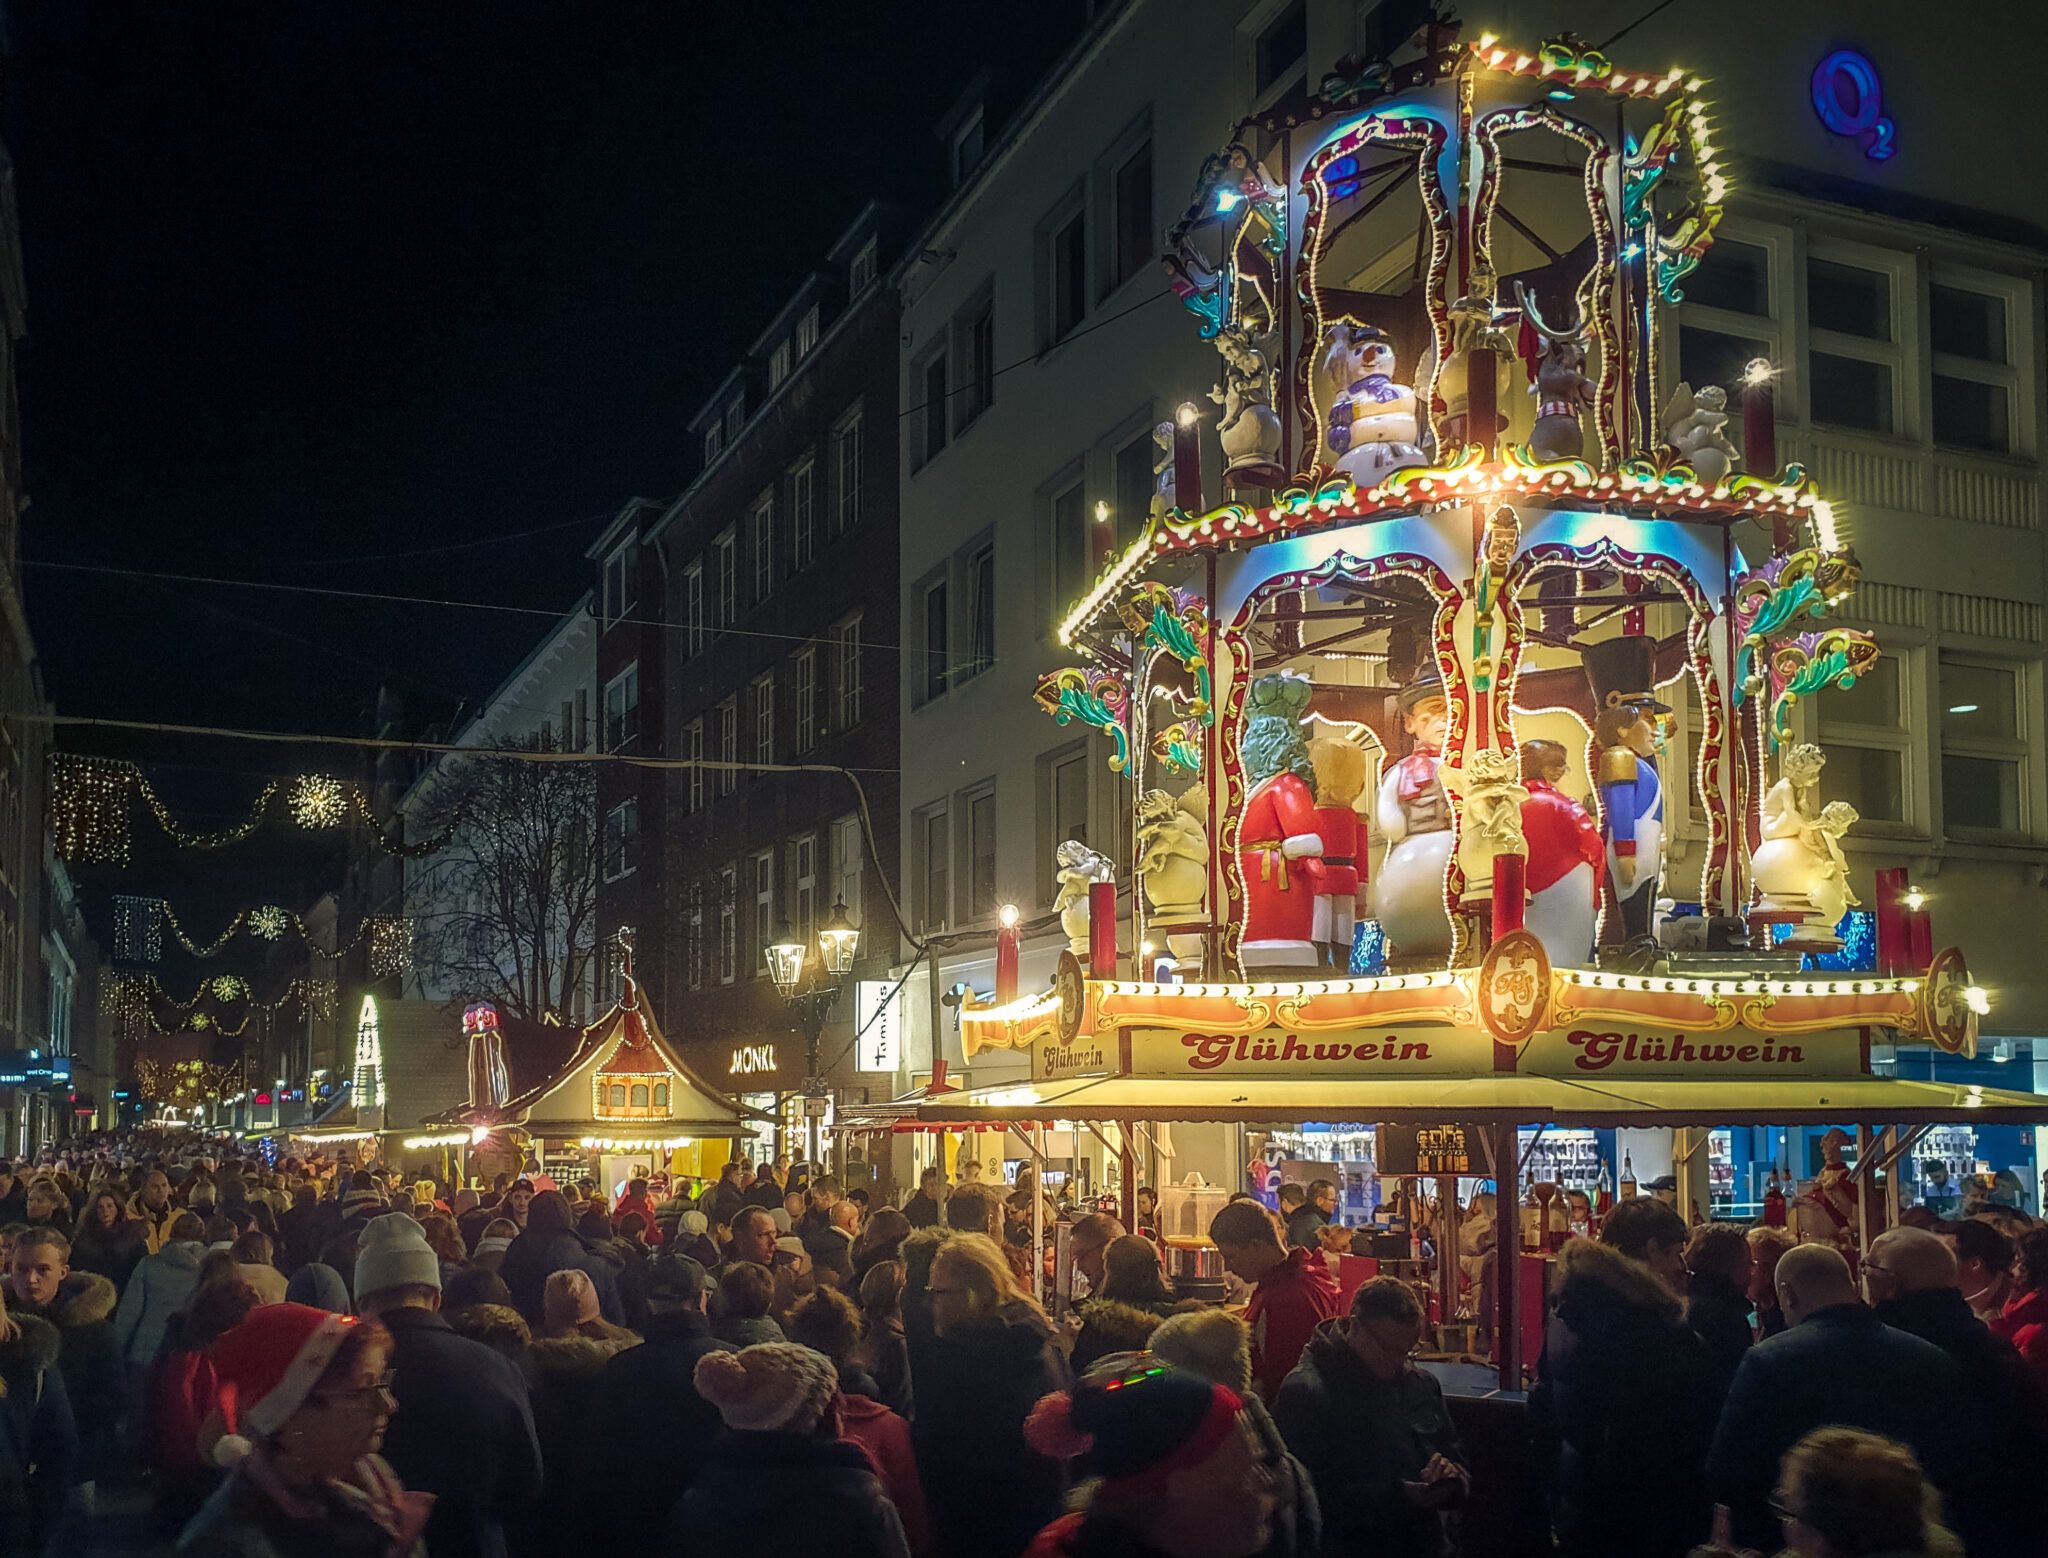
[47,755,455,861]
[140,899,410,962]
[113,895,164,963]
[137,1057,244,1108]
[107,970,338,1036]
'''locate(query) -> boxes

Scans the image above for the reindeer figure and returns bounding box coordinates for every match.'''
[1515,281,1594,462]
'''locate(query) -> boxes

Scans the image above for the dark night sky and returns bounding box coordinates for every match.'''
[9,1,1064,738]
[3,0,1082,949]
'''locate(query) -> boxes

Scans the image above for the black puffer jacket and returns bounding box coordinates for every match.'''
[1530,1239,1716,1558]
[667,1430,908,1556]
[499,1194,622,1327]
[0,1314,74,1558]
[912,1301,1069,1558]
[13,1271,122,1483]
[1683,1268,1754,1405]
[518,1332,638,1558]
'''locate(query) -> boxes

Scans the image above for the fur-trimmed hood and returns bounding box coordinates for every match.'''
[0,1311,60,1386]
[1073,1298,1170,1358]
[522,1331,639,1382]
[17,1270,119,1332]
[1554,1236,1682,1324]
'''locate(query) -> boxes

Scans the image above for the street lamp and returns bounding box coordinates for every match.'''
[766,898,862,1168]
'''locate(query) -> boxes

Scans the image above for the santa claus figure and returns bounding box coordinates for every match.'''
[1374,663,1454,959]
[1518,740,1605,969]
[1236,672,1324,969]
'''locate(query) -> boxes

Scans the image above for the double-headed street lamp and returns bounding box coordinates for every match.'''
[766,898,860,1169]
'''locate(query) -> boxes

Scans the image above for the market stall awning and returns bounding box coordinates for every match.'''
[898,1073,2048,1128]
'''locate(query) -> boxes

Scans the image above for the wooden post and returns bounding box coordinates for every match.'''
[1491,1122,1523,1390]
[1436,1173,1460,1342]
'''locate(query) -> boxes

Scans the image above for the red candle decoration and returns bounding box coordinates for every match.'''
[1173,404,1204,516]
[1872,866,1908,976]
[995,911,1020,1003]
[1088,880,1118,977]
[1492,852,1527,934]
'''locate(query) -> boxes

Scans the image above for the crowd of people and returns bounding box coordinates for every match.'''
[0,1134,2043,1558]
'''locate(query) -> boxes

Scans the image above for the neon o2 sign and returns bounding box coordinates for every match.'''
[1812,49,1896,161]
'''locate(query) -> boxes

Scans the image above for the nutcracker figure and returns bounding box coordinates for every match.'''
[1583,636,1669,942]
[1305,733,1369,970]
[1373,661,1454,959]
[1236,672,1324,969]
[1518,740,1605,969]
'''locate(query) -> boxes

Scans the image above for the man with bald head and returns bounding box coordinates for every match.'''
[1707,1242,1968,1551]
[1867,1226,2044,1558]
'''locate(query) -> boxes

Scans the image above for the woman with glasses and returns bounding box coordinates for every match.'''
[179,1302,430,1558]
[1692,1426,1961,1558]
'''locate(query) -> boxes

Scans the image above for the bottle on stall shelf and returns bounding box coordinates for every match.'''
[1594,1162,1613,1222]
[1763,1170,1787,1228]
[1619,1152,1638,1201]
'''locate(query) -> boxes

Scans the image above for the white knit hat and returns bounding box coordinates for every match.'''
[354,1213,442,1300]
[693,1343,838,1433]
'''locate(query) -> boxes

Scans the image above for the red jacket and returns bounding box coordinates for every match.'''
[1994,1286,2048,1392]
[1246,1247,1341,1399]
[840,1393,930,1554]
[611,1191,664,1243]
[147,1346,221,1476]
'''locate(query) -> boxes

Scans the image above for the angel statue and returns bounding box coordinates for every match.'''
[1752,743,1861,934]
[1663,381,1739,485]
[1053,838,1116,954]
[1136,785,1210,970]
[1208,323,1284,483]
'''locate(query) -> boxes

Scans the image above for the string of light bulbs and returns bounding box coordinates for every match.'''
[115,896,407,965]
[50,754,455,865]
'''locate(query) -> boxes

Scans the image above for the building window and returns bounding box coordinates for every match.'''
[751,848,775,977]
[792,833,818,947]
[752,673,775,766]
[791,459,816,569]
[714,527,736,629]
[683,563,705,658]
[602,798,639,882]
[1675,231,1780,397]
[1114,429,1155,550]
[750,496,774,602]
[724,397,743,442]
[703,423,724,465]
[717,698,738,795]
[684,719,704,814]
[1941,655,2028,835]
[835,614,863,730]
[834,412,862,531]
[1931,276,2020,455]
[604,664,640,750]
[768,339,792,390]
[849,237,878,292]
[960,300,994,426]
[1817,654,1911,827]
[965,785,998,918]
[654,1082,669,1108]
[602,542,638,626]
[950,106,985,188]
[830,813,863,926]
[1805,254,1900,435]
[1049,209,1087,343]
[795,645,819,751]
[1049,479,1089,614]
[1111,140,1153,291]
[917,804,950,929]
[1253,0,1307,98]
[964,543,996,681]
[684,883,704,990]
[718,866,738,984]
[918,350,948,467]
[920,575,950,702]
[795,305,820,360]
[1040,745,1092,902]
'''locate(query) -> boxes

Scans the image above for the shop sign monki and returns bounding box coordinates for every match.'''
[1105,1023,1862,1081]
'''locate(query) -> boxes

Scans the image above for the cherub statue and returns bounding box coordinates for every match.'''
[1151,420,1177,515]
[1053,839,1115,954]
[1514,281,1594,462]
[1322,320,1423,483]
[1662,381,1739,485]
[1137,786,1210,970]
[1752,743,1861,932]
[1451,746,1529,866]
[1208,324,1283,482]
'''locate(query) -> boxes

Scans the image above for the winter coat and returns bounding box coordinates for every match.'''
[591,1309,729,1550]
[706,1180,746,1228]
[273,1202,320,1273]
[912,1300,1069,1558]
[0,1314,75,1558]
[1023,1513,1177,1558]
[1683,1268,1754,1404]
[1068,1298,1170,1375]
[713,1313,785,1348]
[69,1218,148,1293]
[1530,1238,1716,1558]
[174,1457,425,1558]
[518,1331,638,1558]
[667,1429,909,1557]
[500,1217,624,1328]
[582,1236,647,1330]
[1274,1317,1462,1558]
[902,1190,942,1229]
[841,1393,930,1555]
[1992,1284,2048,1393]
[1245,1247,1342,1400]
[1707,1302,1971,1553]
[13,1271,123,1483]
[1284,1203,1330,1251]
[114,1239,206,1368]
[123,1194,178,1254]
[861,1314,912,1416]
[741,1175,785,1210]
[1875,1287,2047,1558]
[374,1306,542,1558]
[611,1191,663,1242]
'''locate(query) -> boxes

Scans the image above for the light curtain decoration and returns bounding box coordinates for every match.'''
[107,971,337,1040]
[48,754,456,862]
[113,895,164,963]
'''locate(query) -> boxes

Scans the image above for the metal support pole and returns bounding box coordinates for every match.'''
[1488,1122,1523,1390]
[1033,1122,1047,1307]
[1856,1123,1878,1257]
[1435,1174,1459,1339]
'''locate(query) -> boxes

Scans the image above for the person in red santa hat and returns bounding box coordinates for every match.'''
[179,1302,433,1558]
[1236,671,1324,970]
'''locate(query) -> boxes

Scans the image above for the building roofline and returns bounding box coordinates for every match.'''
[585,496,667,562]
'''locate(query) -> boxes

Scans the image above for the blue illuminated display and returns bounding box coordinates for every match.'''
[1812,50,1896,161]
